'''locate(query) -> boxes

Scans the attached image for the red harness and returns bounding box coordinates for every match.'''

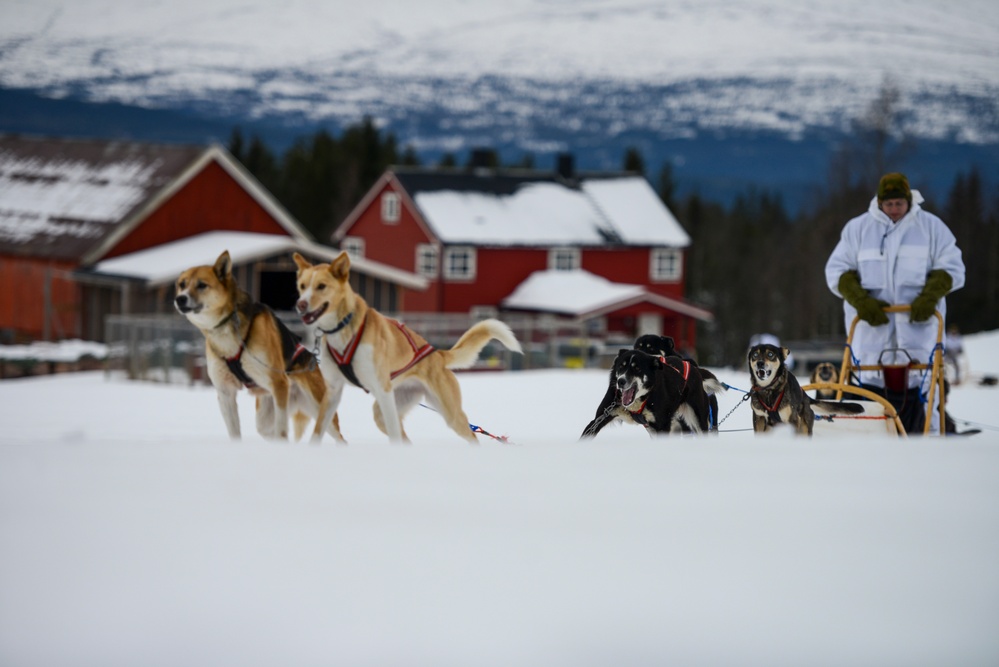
[325,314,435,390]
[753,387,785,413]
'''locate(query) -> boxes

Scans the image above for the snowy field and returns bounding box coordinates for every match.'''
[1,331,998,666]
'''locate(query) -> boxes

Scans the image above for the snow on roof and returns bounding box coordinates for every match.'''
[411,176,689,247]
[581,178,689,246]
[85,231,427,290]
[0,137,207,260]
[501,269,712,321]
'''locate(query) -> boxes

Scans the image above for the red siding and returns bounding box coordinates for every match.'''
[346,183,432,269]
[0,257,79,340]
[583,247,686,299]
[104,161,289,258]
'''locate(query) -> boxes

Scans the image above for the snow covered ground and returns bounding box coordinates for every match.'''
[1,331,998,666]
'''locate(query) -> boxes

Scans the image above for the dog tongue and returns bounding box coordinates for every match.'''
[621,385,637,406]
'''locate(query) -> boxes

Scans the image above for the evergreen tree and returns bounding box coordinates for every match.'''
[622,146,645,176]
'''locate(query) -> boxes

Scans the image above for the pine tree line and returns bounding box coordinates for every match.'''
[229,113,997,367]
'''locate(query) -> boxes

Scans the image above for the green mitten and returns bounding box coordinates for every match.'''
[910,269,953,322]
[838,271,890,326]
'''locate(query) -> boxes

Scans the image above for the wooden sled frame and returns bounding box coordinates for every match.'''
[801,381,906,437]
[833,305,947,436]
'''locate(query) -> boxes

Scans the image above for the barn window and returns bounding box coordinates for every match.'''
[416,244,439,279]
[381,192,400,223]
[548,247,580,271]
[650,248,682,282]
[342,237,365,259]
[443,246,476,281]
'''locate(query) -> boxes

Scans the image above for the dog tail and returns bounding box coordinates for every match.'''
[698,368,727,395]
[811,399,865,415]
[441,319,523,370]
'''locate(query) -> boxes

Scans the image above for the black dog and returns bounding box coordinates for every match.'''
[633,334,725,431]
[748,344,862,436]
[581,348,712,438]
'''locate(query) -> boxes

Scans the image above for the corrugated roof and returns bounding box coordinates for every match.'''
[0,136,206,260]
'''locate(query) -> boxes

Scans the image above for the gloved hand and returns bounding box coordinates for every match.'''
[910,269,953,322]
[838,270,889,326]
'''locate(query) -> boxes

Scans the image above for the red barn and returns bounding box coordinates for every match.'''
[0,136,422,343]
[333,160,712,352]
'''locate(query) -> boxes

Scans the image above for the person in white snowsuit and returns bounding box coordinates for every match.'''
[825,173,965,433]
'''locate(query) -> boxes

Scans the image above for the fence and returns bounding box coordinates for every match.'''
[104,312,624,385]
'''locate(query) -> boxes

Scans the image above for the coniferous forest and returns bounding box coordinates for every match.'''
[229,107,998,367]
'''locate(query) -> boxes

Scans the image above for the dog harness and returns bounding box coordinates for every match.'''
[625,357,692,421]
[752,386,786,414]
[222,304,313,389]
[323,314,435,391]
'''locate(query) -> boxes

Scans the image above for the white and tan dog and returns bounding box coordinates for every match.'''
[293,251,522,443]
[175,250,343,442]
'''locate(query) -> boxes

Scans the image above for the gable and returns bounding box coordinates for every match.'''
[98,160,291,259]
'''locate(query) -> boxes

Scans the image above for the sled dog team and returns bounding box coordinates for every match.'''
[176,249,843,442]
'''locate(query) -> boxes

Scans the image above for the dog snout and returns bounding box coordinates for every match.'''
[175,294,188,308]
[295,299,308,314]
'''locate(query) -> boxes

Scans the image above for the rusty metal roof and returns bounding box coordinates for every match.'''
[0,136,208,260]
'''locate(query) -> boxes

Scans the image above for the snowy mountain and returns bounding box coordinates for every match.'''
[2,0,998,204]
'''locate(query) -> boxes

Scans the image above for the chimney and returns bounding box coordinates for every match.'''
[469,148,495,172]
[556,153,574,180]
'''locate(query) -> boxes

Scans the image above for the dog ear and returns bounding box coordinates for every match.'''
[293,252,312,272]
[329,251,351,281]
[781,346,790,361]
[213,250,232,281]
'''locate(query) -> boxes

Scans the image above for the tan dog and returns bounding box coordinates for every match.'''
[293,251,522,443]
[175,250,343,442]
[810,362,839,400]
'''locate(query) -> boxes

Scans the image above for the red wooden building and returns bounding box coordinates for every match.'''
[332,160,712,351]
[0,136,421,342]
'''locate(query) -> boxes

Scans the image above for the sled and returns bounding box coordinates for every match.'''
[819,305,947,436]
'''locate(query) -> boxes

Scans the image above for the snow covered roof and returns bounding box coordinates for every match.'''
[388,169,689,247]
[0,136,310,262]
[81,231,427,290]
[501,269,712,321]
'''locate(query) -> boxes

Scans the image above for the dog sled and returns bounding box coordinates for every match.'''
[802,305,947,437]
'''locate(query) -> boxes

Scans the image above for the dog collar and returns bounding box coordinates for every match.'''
[213,310,237,329]
[320,311,354,335]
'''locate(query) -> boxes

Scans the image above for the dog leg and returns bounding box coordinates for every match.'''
[423,371,476,443]
[255,395,276,438]
[371,388,407,442]
[217,389,241,439]
[314,381,346,443]
[752,412,768,434]
[268,375,291,440]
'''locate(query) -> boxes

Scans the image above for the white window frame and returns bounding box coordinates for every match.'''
[548,247,581,271]
[443,246,477,281]
[342,236,365,259]
[650,247,683,282]
[381,192,400,224]
[415,243,439,279]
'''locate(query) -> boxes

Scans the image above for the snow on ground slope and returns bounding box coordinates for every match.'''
[1,330,998,666]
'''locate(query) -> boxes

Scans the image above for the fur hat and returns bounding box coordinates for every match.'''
[877,172,912,204]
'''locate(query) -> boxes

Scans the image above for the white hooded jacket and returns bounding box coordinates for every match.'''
[825,190,965,389]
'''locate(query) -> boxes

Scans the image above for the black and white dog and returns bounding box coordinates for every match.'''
[634,335,725,430]
[749,344,862,436]
[580,344,714,438]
